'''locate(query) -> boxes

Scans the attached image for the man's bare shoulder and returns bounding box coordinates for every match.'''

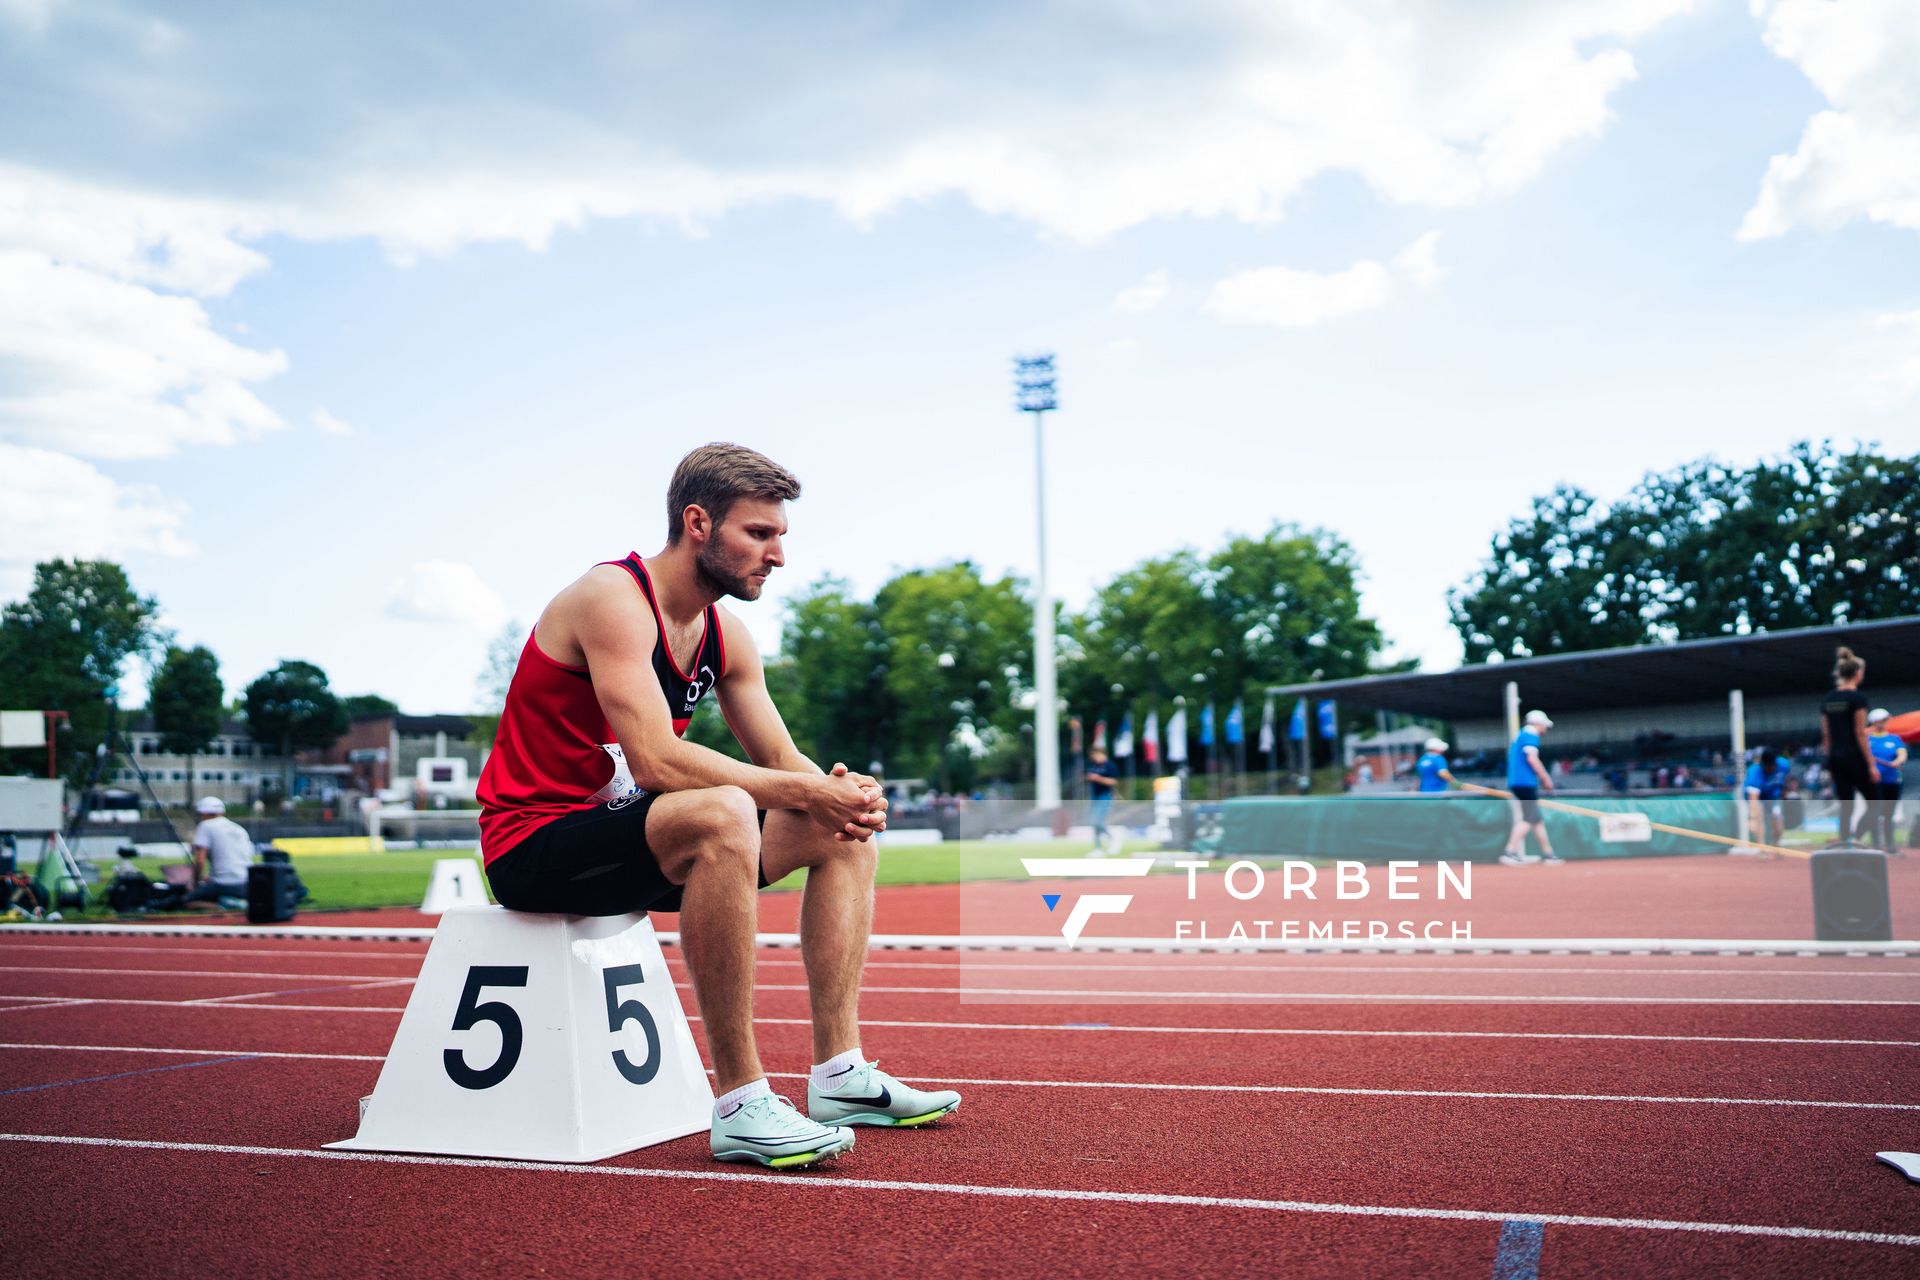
[538,564,652,665]
[714,604,762,674]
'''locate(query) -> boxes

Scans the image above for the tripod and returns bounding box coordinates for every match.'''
[47,705,195,908]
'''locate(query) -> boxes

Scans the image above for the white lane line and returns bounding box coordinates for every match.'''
[20,973,1918,1005]
[0,998,401,1014]
[741,983,1920,1006]
[0,944,427,960]
[2,1133,1914,1248]
[1,966,413,981]
[0,1042,383,1061]
[0,999,92,1015]
[2,1043,1909,1112]
[805,959,1920,980]
[5,996,1920,1048]
[4,925,1915,957]
[17,958,1916,994]
[754,1069,1920,1112]
[15,948,1920,990]
[186,978,415,1007]
[747,1016,1920,1049]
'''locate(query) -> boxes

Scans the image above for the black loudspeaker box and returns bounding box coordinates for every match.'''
[247,861,300,924]
[1810,847,1892,942]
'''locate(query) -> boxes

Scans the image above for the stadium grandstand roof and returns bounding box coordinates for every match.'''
[1267,616,1920,720]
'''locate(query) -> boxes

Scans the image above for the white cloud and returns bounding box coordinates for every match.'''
[311,407,354,436]
[0,3,1692,256]
[0,250,286,460]
[1111,269,1171,316]
[1206,231,1444,328]
[1392,231,1446,288]
[385,560,508,629]
[1741,0,1920,240]
[0,0,60,34]
[0,2,1689,579]
[0,442,192,597]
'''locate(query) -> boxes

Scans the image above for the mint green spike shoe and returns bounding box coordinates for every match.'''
[808,1060,961,1128]
[710,1092,855,1168]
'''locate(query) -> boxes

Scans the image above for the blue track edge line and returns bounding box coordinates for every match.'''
[1493,1219,1544,1280]
[0,1055,262,1097]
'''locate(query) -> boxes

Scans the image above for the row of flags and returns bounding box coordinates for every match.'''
[1069,696,1339,767]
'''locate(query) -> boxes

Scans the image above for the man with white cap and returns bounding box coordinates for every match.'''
[1500,710,1560,867]
[186,797,255,909]
[1414,738,1455,793]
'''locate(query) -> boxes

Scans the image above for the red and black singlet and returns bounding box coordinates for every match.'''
[475,554,728,863]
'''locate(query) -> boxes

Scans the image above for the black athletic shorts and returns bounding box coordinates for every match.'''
[485,793,770,917]
[1509,785,1544,824]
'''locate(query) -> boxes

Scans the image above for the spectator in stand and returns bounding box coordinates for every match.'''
[1415,739,1455,792]
[1820,647,1879,846]
[1744,748,1792,848]
[1867,709,1906,854]
[186,797,254,910]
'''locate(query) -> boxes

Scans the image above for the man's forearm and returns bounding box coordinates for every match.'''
[627,735,823,809]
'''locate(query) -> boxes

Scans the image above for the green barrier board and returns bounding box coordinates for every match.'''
[1209,792,1740,862]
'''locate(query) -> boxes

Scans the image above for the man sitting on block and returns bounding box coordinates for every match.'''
[477,442,958,1169]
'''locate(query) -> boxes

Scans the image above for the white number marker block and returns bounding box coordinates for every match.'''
[328,905,713,1162]
[420,857,490,914]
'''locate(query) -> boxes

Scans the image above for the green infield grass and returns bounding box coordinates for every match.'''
[32,838,1163,918]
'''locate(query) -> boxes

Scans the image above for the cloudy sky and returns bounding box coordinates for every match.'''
[2,0,1915,712]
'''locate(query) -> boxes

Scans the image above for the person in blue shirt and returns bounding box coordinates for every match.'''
[1867,709,1907,854]
[1084,748,1118,855]
[1500,710,1560,866]
[1415,738,1455,792]
[1743,747,1792,848]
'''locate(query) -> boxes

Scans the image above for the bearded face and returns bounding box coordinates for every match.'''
[695,525,765,600]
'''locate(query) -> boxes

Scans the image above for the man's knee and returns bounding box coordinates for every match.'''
[825,830,879,878]
[681,786,761,872]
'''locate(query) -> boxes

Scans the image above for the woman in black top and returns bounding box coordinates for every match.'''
[1819,646,1879,844]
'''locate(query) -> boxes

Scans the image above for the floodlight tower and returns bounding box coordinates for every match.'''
[1014,353,1061,811]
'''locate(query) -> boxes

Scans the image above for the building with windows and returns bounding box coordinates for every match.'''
[308,713,484,804]
[117,715,280,808]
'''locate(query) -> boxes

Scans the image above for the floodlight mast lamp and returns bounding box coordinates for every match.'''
[1014,354,1061,811]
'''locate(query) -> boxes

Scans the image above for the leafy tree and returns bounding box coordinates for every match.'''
[243,660,349,796]
[0,559,165,786]
[776,578,890,773]
[1065,527,1383,762]
[1451,442,1920,660]
[341,694,400,721]
[1446,487,1653,662]
[149,645,224,805]
[873,563,1032,788]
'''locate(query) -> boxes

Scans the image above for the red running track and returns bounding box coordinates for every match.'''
[2,884,1919,1278]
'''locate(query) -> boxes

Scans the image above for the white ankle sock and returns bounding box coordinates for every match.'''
[811,1047,865,1089]
[714,1078,770,1116]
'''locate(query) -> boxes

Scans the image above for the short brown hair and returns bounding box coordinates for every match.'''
[665,443,801,544]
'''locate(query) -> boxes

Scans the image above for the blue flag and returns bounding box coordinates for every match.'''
[1225,699,1244,745]
[1289,697,1307,742]
[1199,703,1215,746]
[1317,699,1338,739]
